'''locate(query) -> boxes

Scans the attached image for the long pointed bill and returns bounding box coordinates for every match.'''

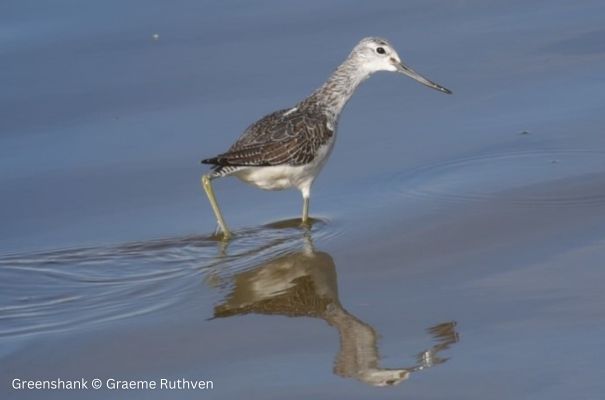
[395,62,452,94]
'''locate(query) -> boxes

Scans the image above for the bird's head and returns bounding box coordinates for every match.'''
[352,37,452,94]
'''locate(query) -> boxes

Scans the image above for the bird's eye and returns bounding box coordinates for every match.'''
[376,47,386,54]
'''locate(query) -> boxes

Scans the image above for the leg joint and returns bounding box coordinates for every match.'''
[201,174,214,187]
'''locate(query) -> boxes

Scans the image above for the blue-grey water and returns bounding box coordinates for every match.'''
[2,0,605,399]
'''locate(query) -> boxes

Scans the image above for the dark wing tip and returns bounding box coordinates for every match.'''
[201,157,218,165]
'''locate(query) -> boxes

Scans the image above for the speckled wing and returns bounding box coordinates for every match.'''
[202,107,334,169]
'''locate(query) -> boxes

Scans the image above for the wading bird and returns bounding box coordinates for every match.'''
[202,37,451,238]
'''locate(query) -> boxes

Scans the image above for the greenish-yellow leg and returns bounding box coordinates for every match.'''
[201,175,231,239]
[302,196,310,224]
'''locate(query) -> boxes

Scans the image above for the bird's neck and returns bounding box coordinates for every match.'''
[304,56,371,120]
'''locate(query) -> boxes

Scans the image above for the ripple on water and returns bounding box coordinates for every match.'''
[396,149,605,208]
[0,217,340,340]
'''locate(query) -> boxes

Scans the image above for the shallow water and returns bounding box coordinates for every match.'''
[2,0,605,399]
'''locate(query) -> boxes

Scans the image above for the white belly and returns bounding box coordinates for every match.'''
[233,139,335,193]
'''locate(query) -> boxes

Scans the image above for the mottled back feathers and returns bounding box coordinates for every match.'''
[202,105,334,173]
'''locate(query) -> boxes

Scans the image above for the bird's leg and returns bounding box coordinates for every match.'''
[201,174,231,240]
[302,196,310,224]
[301,184,312,225]
[301,186,311,226]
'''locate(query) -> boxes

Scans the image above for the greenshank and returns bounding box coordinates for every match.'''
[202,37,451,238]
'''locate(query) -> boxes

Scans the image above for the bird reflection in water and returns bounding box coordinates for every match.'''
[211,229,459,387]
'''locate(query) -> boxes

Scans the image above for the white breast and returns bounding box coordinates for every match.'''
[233,137,336,194]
